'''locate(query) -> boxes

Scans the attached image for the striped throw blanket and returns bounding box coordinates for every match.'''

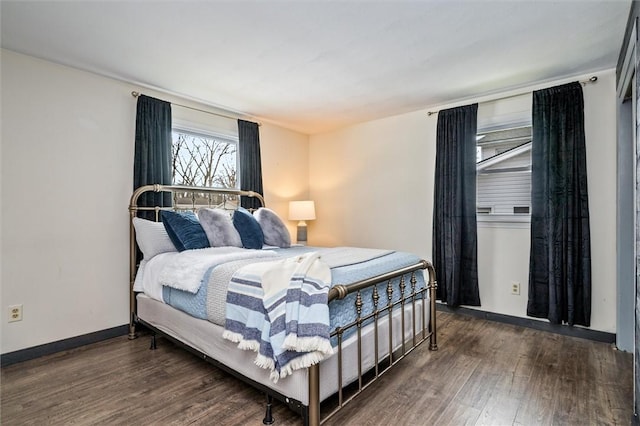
[223,251,333,382]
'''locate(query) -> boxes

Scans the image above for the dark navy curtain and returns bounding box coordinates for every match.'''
[133,95,172,219]
[432,104,481,307]
[527,82,591,327]
[238,119,263,210]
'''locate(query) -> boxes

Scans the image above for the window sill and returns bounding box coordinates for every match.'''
[477,215,531,229]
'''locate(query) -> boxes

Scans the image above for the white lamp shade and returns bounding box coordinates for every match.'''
[289,201,316,221]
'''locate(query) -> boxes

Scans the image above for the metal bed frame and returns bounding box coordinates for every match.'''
[129,184,438,425]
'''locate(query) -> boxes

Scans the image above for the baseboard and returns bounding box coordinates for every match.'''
[436,304,616,344]
[1,324,129,367]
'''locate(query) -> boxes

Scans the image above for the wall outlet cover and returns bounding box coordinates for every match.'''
[511,282,521,295]
[8,304,23,322]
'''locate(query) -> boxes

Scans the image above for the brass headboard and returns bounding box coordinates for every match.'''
[128,184,265,338]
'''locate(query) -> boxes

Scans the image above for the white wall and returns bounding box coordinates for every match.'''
[310,70,618,333]
[583,70,617,333]
[0,49,310,353]
[259,124,310,239]
[309,109,435,256]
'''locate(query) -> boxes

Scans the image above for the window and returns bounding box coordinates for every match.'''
[171,128,238,189]
[476,125,532,225]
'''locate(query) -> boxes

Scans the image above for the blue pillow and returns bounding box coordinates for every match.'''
[233,207,264,249]
[161,210,209,252]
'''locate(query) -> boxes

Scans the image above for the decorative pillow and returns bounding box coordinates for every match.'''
[232,207,264,249]
[198,208,243,248]
[132,217,177,260]
[132,259,147,292]
[253,208,291,248]
[160,210,209,252]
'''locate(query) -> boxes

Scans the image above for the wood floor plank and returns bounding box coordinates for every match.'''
[513,341,562,426]
[1,312,633,426]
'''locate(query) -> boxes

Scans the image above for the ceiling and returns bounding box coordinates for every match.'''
[1,1,631,134]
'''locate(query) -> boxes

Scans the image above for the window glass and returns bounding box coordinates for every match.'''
[477,126,532,224]
[171,129,238,189]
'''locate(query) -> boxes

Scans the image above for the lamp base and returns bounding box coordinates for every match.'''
[296,225,307,246]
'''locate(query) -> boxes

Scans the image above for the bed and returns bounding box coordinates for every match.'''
[129,184,438,425]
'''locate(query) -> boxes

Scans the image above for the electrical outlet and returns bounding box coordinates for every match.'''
[8,304,23,322]
[511,282,520,295]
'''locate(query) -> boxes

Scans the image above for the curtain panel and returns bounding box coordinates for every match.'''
[133,95,172,218]
[238,119,264,210]
[527,82,591,327]
[432,104,481,307]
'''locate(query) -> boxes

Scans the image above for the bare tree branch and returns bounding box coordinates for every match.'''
[171,131,238,189]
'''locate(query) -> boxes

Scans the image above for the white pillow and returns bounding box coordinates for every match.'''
[132,217,177,260]
[132,259,147,292]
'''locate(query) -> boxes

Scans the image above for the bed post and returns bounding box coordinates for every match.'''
[427,262,438,351]
[129,208,138,340]
[308,363,320,426]
[263,394,275,425]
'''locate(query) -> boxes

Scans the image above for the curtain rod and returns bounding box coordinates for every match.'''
[426,76,598,117]
[131,91,261,126]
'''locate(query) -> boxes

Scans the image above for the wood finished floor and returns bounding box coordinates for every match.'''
[1,312,633,425]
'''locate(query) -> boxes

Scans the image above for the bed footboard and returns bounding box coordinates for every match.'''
[307,259,437,425]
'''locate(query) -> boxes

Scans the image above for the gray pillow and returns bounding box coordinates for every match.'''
[198,208,243,248]
[253,207,291,248]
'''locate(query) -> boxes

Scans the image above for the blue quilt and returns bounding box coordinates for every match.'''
[162,246,427,341]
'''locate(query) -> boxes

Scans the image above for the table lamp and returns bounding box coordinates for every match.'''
[289,200,316,245]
